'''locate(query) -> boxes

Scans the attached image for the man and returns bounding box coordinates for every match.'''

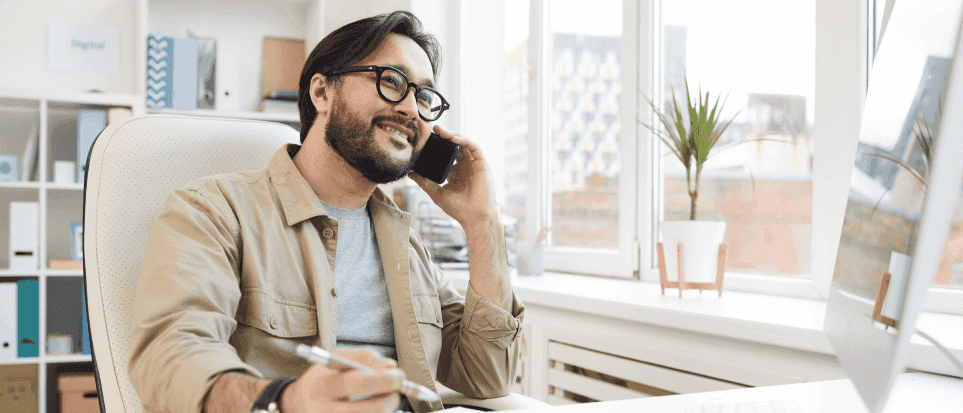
[127,11,523,413]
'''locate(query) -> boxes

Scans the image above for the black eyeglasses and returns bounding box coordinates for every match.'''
[326,65,450,122]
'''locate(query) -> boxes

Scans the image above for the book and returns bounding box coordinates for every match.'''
[78,109,107,183]
[17,279,38,358]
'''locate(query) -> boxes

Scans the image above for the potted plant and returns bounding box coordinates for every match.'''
[641,79,739,291]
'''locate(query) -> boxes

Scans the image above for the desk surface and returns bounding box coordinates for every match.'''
[501,373,963,413]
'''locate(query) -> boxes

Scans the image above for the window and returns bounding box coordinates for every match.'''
[659,0,815,280]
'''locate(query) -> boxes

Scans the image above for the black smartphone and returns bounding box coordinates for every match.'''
[413,132,460,184]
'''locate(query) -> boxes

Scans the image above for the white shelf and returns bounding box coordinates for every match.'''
[45,183,85,191]
[0,354,92,366]
[0,89,140,108]
[44,354,92,364]
[0,181,42,189]
[0,269,41,277]
[147,108,300,123]
[46,269,83,277]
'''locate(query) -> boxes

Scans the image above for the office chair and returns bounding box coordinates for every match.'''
[82,114,546,412]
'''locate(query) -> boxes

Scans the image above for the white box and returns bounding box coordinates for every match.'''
[9,202,39,271]
[54,161,76,185]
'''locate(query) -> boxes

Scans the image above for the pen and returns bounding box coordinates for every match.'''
[295,344,440,403]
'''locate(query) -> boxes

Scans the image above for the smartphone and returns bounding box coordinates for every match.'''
[413,132,460,184]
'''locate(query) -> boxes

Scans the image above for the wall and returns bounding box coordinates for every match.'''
[0,0,139,94]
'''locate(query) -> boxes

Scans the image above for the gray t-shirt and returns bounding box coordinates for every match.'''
[320,200,397,361]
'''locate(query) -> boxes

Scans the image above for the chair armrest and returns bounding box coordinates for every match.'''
[436,383,550,411]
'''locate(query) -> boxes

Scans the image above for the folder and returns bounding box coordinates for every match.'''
[9,202,39,271]
[0,282,16,361]
[172,37,199,110]
[77,110,107,183]
[147,34,174,109]
[81,285,90,355]
[17,279,38,358]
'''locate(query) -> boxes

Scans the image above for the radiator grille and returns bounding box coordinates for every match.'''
[546,340,748,405]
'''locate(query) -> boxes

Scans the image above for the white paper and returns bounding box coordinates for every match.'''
[46,22,120,75]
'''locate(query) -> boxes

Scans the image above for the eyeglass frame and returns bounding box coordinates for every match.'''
[324,65,451,122]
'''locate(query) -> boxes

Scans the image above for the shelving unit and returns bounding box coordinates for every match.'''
[0,89,139,413]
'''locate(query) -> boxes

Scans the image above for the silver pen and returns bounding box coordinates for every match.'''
[294,344,440,403]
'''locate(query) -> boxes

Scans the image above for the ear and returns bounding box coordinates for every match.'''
[309,73,333,117]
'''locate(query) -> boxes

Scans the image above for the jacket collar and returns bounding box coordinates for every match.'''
[268,143,409,225]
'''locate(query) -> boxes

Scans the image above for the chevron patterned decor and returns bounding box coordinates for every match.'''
[147,34,173,109]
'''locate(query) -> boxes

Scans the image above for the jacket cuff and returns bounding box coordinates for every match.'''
[463,283,525,349]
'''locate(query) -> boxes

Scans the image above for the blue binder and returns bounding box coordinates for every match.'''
[77,109,107,183]
[17,279,38,358]
[81,285,90,355]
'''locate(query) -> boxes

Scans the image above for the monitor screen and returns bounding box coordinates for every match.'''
[824,0,963,412]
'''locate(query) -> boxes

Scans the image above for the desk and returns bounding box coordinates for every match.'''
[500,373,963,412]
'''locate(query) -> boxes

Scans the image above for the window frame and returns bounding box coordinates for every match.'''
[503,0,963,312]
[525,0,642,278]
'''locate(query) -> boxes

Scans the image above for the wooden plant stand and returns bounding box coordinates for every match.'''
[657,243,728,297]
[872,272,898,330]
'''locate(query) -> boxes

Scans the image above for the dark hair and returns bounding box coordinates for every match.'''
[297,11,442,143]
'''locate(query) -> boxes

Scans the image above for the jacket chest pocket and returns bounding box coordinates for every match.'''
[236,290,318,338]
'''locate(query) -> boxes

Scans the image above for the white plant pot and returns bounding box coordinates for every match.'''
[660,220,727,283]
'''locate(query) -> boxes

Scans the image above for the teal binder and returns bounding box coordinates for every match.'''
[17,279,38,357]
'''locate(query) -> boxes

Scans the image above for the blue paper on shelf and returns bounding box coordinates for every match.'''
[78,109,107,183]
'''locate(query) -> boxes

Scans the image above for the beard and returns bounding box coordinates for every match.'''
[325,94,422,184]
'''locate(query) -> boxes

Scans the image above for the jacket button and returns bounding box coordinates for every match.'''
[270,316,279,329]
[322,228,334,238]
[331,288,337,297]
[436,314,442,323]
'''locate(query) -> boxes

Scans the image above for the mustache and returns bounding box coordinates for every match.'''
[372,115,418,140]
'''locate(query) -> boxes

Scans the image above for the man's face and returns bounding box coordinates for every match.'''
[323,33,436,184]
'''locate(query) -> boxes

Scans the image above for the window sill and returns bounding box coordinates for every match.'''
[444,269,963,375]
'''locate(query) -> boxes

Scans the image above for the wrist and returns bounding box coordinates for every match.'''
[278,378,298,413]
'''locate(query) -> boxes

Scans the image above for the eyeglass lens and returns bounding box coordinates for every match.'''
[377,68,445,120]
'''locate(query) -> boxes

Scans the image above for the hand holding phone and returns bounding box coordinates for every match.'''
[412,132,460,184]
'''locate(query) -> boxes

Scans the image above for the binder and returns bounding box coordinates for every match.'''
[81,285,90,355]
[147,34,174,108]
[172,37,199,110]
[77,109,107,183]
[9,202,39,271]
[0,282,16,361]
[17,279,38,358]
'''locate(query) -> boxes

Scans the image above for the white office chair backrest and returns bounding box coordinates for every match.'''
[83,115,300,412]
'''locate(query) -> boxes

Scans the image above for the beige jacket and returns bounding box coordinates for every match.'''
[128,144,524,413]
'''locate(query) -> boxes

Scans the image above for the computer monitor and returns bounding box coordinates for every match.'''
[824,0,963,412]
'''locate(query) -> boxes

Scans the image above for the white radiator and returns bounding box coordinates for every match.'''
[546,341,748,405]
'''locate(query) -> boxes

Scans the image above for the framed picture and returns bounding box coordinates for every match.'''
[71,222,83,262]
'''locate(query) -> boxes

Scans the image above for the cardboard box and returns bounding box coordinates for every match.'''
[261,37,305,97]
[0,364,38,412]
[58,373,99,413]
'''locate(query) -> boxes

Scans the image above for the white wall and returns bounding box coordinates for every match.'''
[0,0,139,94]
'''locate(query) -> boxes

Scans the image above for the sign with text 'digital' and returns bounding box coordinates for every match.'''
[47,22,120,75]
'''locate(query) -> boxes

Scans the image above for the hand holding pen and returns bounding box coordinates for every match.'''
[279,345,434,413]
